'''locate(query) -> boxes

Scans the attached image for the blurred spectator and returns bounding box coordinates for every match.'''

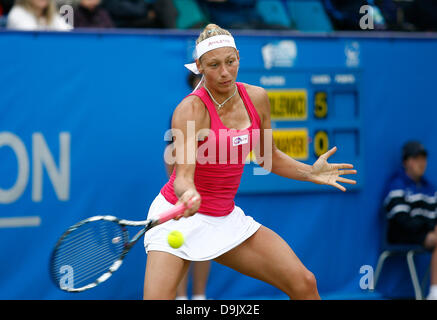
[403,0,437,31]
[322,0,364,30]
[375,0,404,30]
[102,0,177,28]
[323,0,366,30]
[197,0,266,29]
[375,0,418,31]
[153,0,178,28]
[7,0,72,30]
[324,0,437,32]
[382,141,437,300]
[323,0,386,30]
[74,0,114,28]
[55,0,79,7]
[0,0,14,26]
[187,71,202,92]
[0,1,5,27]
[0,0,14,14]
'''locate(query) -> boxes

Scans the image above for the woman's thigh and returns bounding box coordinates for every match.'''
[214,226,319,299]
[143,250,191,300]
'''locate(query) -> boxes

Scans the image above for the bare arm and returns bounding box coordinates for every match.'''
[249,85,357,191]
[170,96,208,216]
[249,85,312,179]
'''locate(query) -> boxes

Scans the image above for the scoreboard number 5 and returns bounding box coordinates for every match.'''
[313,92,329,157]
[314,91,327,119]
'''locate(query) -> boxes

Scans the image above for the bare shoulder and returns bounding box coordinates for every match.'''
[241,83,270,119]
[243,83,268,98]
[172,94,209,129]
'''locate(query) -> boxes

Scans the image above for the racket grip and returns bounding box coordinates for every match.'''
[156,199,195,225]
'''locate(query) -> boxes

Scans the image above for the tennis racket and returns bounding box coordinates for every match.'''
[50,200,193,293]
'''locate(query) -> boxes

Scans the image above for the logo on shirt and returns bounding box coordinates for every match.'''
[232,134,249,147]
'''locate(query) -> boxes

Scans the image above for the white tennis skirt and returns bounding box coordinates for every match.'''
[143,193,261,261]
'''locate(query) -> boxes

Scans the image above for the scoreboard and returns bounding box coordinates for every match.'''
[238,70,363,193]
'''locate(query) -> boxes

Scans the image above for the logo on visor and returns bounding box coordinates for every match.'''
[208,39,231,46]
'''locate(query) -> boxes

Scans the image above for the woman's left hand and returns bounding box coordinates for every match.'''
[309,146,357,192]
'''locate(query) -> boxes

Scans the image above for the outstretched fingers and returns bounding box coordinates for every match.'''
[317,146,358,191]
[332,182,346,192]
[333,163,355,170]
[338,169,357,175]
[330,173,357,192]
[337,176,357,185]
[321,146,337,160]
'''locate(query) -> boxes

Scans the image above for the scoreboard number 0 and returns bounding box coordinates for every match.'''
[314,130,329,157]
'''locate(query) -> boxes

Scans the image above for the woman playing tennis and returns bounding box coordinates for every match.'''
[143,24,357,300]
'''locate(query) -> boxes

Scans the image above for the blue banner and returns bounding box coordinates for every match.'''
[1,30,437,299]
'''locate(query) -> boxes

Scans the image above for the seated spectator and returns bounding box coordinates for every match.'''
[102,0,177,29]
[7,0,72,30]
[74,0,114,28]
[198,0,265,29]
[383,141,437,300]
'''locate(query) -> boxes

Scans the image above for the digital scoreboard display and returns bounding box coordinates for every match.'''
[239,70,363,193]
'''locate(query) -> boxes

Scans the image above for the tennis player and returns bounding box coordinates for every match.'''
[143,24,357,300]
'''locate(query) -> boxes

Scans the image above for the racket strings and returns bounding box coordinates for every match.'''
[51,220,126,289]
[56,227,105,259]
[65,248,120,285]
[58,239,119,283]
[62,232,125,285]
[56,224,120,262]
[52,224,124,287]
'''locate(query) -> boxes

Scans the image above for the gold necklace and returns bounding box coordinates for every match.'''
[204,85,238,110]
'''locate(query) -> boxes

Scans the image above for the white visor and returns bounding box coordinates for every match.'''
[184,35,237,75]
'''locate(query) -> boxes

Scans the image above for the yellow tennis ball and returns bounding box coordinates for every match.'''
[167,230,184,249]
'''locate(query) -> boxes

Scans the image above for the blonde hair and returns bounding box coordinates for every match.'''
[16,0,57,25]
[196,24,232,45]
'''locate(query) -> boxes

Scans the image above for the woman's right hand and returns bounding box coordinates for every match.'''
[175,188,201,219]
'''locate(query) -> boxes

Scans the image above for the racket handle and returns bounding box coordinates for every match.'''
[156,199,195,225]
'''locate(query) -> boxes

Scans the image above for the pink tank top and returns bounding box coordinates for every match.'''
[160,82,261,217]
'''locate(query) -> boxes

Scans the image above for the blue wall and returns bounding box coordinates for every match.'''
[0,30,436,299]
